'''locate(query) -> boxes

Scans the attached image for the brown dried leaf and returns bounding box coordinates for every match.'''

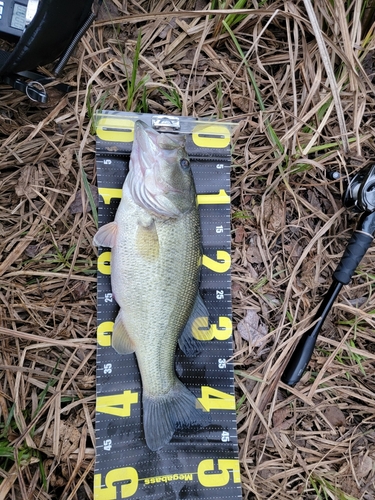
[324,406,346,427]
[273,407,292,428]
[69,185,98,214]
[353,454,373,479]
[15,165,45,199]
[59,148,73,176]
[237,309,268,347]
[246,244,263,264]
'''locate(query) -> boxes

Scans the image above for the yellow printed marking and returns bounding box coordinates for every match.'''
[144,473,193,485]
[96,117,135,143]
[97,321,114,347]
[192,124,231,148]
[96,390,138,417]
[198,386,235,412]
[98,251,111,275]
[94,467,138,499]
[197,189,230,205]
[197,459,241,487]
[192,316,232,341]
[202,251,231,273]
[98,187,123,204]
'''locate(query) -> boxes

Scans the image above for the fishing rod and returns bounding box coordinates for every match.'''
[282,164,375,386]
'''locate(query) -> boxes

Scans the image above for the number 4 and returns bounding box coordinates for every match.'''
[96,390,138,417]
[198,386,235,412]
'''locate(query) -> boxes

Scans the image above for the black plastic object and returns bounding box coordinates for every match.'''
[333,230,373,284]
[281,280,343,386]
[0,0,96,101]
[344,165,375,212]
[282,209,375,387]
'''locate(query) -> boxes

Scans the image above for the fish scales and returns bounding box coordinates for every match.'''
[113,194,201,397]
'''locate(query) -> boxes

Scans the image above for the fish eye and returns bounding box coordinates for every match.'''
[180,158,190,170]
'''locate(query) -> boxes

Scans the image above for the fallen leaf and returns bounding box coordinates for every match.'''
[324,406,346,427]
[273,407,292,428]
[235,226,245,243]
[353,454,373,479]
[237,309,268,347]
[15,165,45,199]
[59,149,73,176]
[69,186,98,214]
[246,243,263,264]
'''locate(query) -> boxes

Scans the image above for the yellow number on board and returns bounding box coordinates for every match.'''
[94,467,138,499]
[97,321,113,347]
[96,390,139,417]
[198,386,235,412]
[197,459,241,487]
[97,251,111,275]
[98,188,123,205]
[202,251,230,273]
[192,316,232,341]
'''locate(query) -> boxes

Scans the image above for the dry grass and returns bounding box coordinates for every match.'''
[0,0,375,498]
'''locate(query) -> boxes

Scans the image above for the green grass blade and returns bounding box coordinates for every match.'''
[224,0,248,29]
[222,20,284,155]
[80,162,98,228]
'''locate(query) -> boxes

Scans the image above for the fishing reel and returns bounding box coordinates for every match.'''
[343,164,375,214]
[282,164,375,386]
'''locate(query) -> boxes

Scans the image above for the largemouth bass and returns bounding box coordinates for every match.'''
[94,120,210,451]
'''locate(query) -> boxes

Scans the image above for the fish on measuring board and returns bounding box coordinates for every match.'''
[94,120,212,451]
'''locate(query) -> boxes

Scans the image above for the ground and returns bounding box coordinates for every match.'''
[0,0,375,498]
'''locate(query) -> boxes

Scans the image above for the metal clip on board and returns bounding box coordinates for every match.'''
[282,165,375,386]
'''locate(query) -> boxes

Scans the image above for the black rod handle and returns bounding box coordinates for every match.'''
[282,213,375,387]
[281,281,342,386]
[333,231,373,284]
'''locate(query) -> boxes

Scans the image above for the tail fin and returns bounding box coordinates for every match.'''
[143,380,210,451]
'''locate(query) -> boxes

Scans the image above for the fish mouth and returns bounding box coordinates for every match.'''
[125,121,191,218]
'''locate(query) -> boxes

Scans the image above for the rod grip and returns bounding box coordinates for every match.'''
[281,331,318,386]
[333,231,373,285]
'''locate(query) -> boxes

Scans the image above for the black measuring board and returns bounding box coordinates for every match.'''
[94,112,241,500]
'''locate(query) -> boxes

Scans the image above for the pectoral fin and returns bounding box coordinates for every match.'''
[136,219,159,259]
[178,293,211,357]
[112,312,135,354]
[93,221,118,248]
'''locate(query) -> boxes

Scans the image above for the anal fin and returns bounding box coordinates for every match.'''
[112,312,135,354]
[178,292,211,357]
